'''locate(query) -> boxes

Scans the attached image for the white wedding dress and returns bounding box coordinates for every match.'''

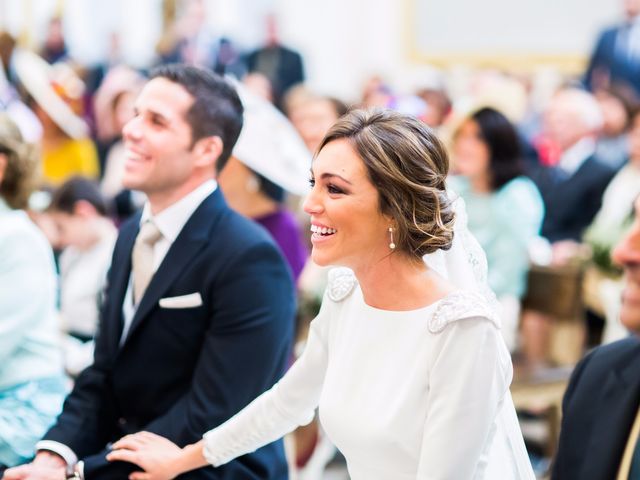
[201,195,535,479]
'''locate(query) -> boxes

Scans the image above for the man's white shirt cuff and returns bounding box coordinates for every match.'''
[35,440,78,467]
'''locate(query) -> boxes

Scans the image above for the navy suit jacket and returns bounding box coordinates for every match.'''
[44,189,295,479]
[552,337,640,479]
[584,25,640,97]
[530,155,616,242]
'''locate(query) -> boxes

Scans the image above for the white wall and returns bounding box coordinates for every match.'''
[0,0,626,99]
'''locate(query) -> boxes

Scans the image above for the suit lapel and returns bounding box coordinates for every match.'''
[583,348,640,479]
[120,190,226,345]
[106,216,139,356]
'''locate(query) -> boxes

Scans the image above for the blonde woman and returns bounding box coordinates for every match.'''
[0,114,67,470]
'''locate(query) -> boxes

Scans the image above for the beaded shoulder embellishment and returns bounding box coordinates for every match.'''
[428,291,500,334]
[327,267,357,302]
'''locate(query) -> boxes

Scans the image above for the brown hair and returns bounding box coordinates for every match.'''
[0,114,40,210]
[317,108,455,259]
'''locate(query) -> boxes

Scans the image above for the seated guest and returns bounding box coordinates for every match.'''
[586,106,640,267]
[12,51,99,186]
[93,65,146,220]
[3,64,294,480]
[530,87,616,245]
[449,107,544,351]
[286,91,348,154]
[0,114,67,470]
[593,88,633,170]
[47,177,117,376]
[552,195,640,480]
[583,106,640,343]
[219,84,311,282]
[523,88,617,365]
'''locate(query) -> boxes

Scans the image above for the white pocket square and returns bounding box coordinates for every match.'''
[159,292,203,309]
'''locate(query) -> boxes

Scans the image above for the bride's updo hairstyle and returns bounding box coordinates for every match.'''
[316,108,455,260]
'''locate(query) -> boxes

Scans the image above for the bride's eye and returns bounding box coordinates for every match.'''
[328,184,344,194]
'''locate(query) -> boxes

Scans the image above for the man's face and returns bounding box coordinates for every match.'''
[121,78,200,204]
[624,0,640,19]
[542,93,589,152]
[612,197,640,333]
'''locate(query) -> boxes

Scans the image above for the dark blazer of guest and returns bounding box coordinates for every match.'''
[43,188,295,479]
[584,25,640,97]
[531,155,616,242]
[552,337,640,480]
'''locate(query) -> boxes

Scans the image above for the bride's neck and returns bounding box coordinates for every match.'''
[353,255,454,311]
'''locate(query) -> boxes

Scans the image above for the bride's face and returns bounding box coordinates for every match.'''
[303,139,391,269]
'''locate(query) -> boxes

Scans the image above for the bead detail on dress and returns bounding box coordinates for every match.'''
[428,291,500,334]
[327,267,357,302]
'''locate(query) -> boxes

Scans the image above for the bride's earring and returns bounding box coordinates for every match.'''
[388,227,396,250]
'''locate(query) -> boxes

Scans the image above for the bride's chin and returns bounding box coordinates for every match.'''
[311,251,332,267]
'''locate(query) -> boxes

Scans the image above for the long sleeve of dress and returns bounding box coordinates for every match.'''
[416,316,512,479]
[202,295,332,466]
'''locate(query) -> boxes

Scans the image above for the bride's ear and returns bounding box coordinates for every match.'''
[0,153,7,185]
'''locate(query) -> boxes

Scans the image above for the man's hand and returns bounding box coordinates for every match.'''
[107,432,182,480]
[3,452,67,480]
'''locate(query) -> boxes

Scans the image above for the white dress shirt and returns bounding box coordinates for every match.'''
[557,137,596,177]
[618,15,640,63]
[120,179,217,343]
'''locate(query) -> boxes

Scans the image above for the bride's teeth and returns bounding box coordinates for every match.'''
[310,225,336,235]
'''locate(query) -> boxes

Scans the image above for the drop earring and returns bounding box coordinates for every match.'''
[388,227,396,250]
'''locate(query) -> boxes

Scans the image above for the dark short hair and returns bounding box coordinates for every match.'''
[469,107,523,191]
[149,64,244,173]
[49,176,109,216]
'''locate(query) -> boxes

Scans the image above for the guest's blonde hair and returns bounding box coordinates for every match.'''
[0,114,40,209]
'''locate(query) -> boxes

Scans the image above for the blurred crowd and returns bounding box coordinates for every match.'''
[2,0,640,477]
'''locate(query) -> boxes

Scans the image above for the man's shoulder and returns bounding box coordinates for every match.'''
[595,25,623,44]
[574,337,640,384]
[588,336,640,368]
[586,154,617,173]
[213,207,278,250]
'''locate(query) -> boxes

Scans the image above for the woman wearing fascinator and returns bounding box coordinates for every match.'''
[107,109,535,479]
[217,83,310,282]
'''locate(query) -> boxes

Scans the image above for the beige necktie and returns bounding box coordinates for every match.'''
[616,406,640,479]
[132,221,162,304]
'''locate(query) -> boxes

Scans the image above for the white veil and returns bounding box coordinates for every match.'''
[423,191,501,317]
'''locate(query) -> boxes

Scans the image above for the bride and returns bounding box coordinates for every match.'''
[107,109,535,479]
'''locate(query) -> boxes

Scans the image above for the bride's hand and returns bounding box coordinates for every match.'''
[106,431,183,480]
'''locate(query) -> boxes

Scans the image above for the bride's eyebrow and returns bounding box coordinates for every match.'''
[319,173,353,185]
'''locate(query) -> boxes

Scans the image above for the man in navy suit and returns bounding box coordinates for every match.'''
[529,88,616,245]
[584,0,640,99]
[4,65,294,479]
[552,196,640,479]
